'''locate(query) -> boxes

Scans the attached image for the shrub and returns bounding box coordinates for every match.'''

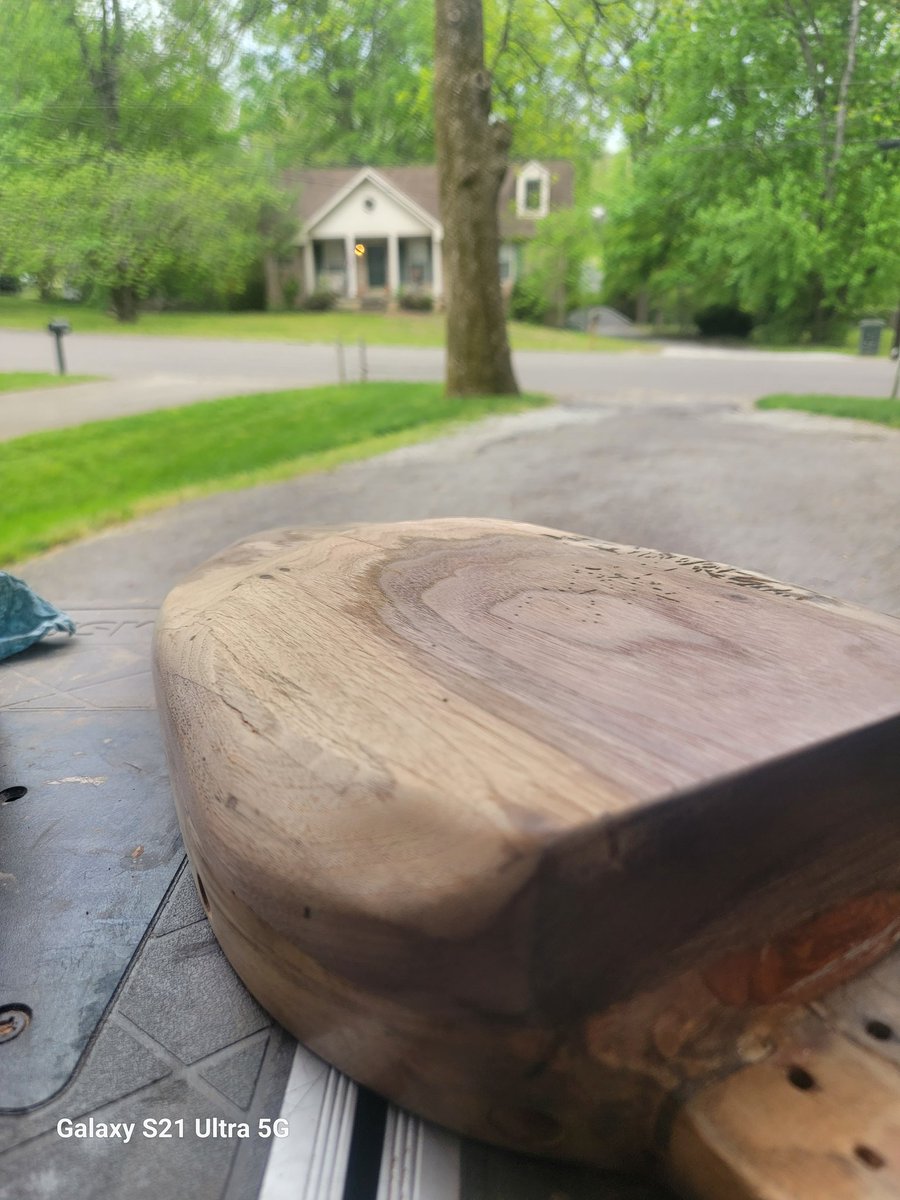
[228,264,266,312]
[300,289,336,312]
[694,303,755,338]
[398,291,433,312]
[282,278,299,309]
[509,279,549,324]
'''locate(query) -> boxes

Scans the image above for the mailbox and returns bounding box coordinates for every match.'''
[47,318,72,375]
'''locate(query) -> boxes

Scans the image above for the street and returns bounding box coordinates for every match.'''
[0,327,896,439]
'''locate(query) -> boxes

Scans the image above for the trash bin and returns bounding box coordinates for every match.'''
[859,318,885,355]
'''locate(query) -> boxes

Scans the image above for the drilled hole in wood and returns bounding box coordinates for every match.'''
[787,1065,817,1091]
[855,1145,886,1170]
[865,1019,893,1041]
[196,872,210,913]
[1,787,27,803]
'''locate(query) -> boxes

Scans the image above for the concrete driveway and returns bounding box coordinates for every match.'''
[0,326,896,439]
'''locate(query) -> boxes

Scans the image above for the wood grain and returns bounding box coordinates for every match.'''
[154,518,900,1191]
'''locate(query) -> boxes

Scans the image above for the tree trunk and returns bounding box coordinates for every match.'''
[635,288,650,325]
[37,271,57,303]
[110,285,138,322]
[263,252,285,311]
[434,0,518,396]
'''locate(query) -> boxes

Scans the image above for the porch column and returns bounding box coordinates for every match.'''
[431,234,443,303]
[344,235,358,300]
[387,235,400,296]
[302,240,315,299]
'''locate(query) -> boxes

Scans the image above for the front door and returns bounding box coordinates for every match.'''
[365,243,387,289]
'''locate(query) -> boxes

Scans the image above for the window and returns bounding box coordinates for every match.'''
[516,163,550,218]
[524,179,542,211]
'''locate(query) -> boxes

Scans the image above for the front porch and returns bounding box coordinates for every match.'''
[301,234,443,307]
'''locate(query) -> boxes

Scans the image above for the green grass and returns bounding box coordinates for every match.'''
[757,393,900,428]
[0,371,98,392]
[750,331,895,357]
[0,296,647,354]
[2,381,549,565]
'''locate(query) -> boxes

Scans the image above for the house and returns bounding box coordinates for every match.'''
[282,160,574,308]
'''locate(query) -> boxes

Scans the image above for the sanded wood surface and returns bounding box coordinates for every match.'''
[154,519,900,1194]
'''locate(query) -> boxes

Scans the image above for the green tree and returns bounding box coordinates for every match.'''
[0,2,291,319]
[0,141,266,320]
[0,1,240,155]
[237,0,617,170]
[485,0,612,165]
[513,205,604,324]
[602,0,900,340]
[238,0,435,166]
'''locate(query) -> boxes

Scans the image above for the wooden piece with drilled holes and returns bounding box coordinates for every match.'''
[153,518,900,1196]
[668,1007,900,1198]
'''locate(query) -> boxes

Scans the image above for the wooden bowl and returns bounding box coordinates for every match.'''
[154,519,900,1197]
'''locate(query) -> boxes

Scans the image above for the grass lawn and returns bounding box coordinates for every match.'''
[2,381,548,566]
[757,394,900,428]
[0,371,98,392]
[0,296,647,354]
[752,331,895,357]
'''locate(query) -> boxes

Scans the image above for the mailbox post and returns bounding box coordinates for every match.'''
[47,318,71,375]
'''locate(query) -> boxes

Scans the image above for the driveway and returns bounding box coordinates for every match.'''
[0,326,896,439]
[18,396,900,615]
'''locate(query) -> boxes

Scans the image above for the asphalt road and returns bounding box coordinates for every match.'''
[0,327,896,439]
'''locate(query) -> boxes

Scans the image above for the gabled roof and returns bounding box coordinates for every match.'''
[284,160,575,240]
[294,166,442,236]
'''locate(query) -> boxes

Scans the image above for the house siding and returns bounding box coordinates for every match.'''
[310,180,433,240]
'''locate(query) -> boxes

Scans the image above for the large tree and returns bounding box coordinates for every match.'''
[238,0,613,168]
[238,0,434,166]
[0,0,240,155]
[0,141,266,321]
[602,0,900,340]
[0,0,289,319]
[434,0,518,396]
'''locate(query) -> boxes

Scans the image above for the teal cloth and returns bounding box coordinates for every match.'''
[0,572,75,660]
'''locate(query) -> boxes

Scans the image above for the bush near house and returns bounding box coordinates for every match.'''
[509,279,551,325]
[282,278,299,309]
[399,292,434,312]
[299,289,336,311]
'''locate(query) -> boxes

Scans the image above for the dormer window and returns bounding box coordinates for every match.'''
[516,162,550,219]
